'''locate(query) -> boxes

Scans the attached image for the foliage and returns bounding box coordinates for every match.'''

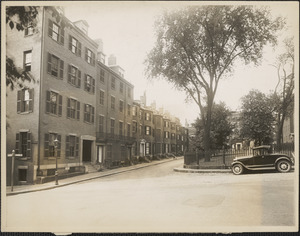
[145,5,284,160]
[193,102,233,149]
[270,37,294,147]
[240,90,275,145]
[6,6,69,90]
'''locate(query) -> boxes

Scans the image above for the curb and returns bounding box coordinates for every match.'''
[6,158,177,196]
[174,167,232,173]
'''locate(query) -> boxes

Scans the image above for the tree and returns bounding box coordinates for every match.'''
[270,37,294,148]
[193,102,233,150]
[240,90,275,145]
[6,6,68,90]
[145,5,284,161]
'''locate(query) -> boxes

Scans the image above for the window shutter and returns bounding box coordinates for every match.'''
[29,89,34,112]
[84,74,87,90]
[17,90,21,113]
[77,42,82,57]
[47,53,52,74]
[60,26,64,44]
[75,137,79,157]
[149,127,151,136]
[145,126,147,135]
[57,135,61,157]
[91,106,94,123]
[27,132,31,158]
[77,101,80,120]
[15,133,20,154]
[67,98,71,118]
[92,52,95,66]
[58,95,62,116]
[68,35,72,51]
[48,19,53,37]
[65,135,70,157]
[68,65,71,83]
[85,47,88,62]
[59,60,64,79]
[84,104,87,122]
[77,70,81,88]
[44,133,49,158]
[92,78,95,94]
[46,90,50,113]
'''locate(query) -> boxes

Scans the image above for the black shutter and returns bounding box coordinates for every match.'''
[68,65,71,83]
[47,53,52,74]
[92,78,95,94]
[67,98,71,118]
[85,47,88,62]
[91,106,94,123]
[77,70,81,88]
[44,133,49,158]
[77,101,80,120]
[46,91,50,113]
[59,26,64,45]
[84,74,87,91]
[92,52,95,66]
[75,137,79,158]
[68,35,72,51]
[57,135,61,157]
[77,42,82,57]
[66,135,70,157]
[48,19,53,37]
[58,95,62,116]
[27,132,31,158]
[15,133,20,154]
[29,89,34,112]
[59,60,64,79]
[17,90,21,113]
[84,104,87,122]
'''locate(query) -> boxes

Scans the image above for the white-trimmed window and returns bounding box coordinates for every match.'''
[47,53,64,79]
[84,104,94,123]
[99,90,105,105]
[85,48,95,65]
[145,112,151,121]
[68,65,81,87]
[68,35,81,56]
[48,20,64,44]
[99,115,104,133]
[15,131,31,158]
[145,126,151,135]
[119,121,123,136]
[164,131,169,139]
[84,74,95,93]
[46,90,62,116]
[127,123,131,137]
[24,50,32,71]
[146,143,150,155]
[110,119,115,135]
[24,25,34,36]
[67,98,80,120]
[17,89,33,113]
[111,77,116,90]
[44,133,61,158]
[119,100,124,113]
[120,82,124,93]
[66,135,79,157]
[100,69,105,83]
[111,96,115,110]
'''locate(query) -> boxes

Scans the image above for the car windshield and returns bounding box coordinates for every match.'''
[253,148,272,156]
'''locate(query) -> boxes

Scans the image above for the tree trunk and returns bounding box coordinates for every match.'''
[276,113,285,149]
[203,93,213,162]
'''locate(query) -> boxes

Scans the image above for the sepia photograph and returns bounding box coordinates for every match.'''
[1,0,299,234]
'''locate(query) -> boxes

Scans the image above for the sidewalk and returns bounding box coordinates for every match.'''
[6,157,179,196]
[174,167,231,174]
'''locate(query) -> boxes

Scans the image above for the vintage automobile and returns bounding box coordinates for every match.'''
[231,145,294,175]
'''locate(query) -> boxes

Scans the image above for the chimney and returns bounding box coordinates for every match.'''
[94,38,106,64]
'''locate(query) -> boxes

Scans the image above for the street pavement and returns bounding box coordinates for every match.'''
[4,157,297,233]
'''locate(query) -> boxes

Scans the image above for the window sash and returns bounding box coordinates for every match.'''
[100,90,105,105]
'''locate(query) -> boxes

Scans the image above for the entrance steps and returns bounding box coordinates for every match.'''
[83,162,101,173]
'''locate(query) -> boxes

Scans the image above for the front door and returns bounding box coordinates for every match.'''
[82,140,92,162]
[97,146,104,163]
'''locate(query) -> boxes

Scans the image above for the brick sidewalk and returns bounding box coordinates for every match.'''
[6,157,179,196]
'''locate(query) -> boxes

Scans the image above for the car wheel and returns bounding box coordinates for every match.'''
[276,160,291,173]
[232,164,244,175]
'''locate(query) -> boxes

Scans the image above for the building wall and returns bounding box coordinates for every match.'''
[6,7,44,185]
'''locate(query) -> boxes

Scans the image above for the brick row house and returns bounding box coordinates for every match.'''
[6,7,187,185]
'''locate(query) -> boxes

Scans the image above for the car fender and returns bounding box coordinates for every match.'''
[275,157,293,165]
[231,161,249,170]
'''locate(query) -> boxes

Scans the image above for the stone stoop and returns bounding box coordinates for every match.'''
[84,163,102,173]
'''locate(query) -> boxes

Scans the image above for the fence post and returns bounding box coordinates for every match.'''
[222,146,226,167]
[196,149,199,166]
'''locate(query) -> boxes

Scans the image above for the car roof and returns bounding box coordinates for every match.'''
[253,145,271,150]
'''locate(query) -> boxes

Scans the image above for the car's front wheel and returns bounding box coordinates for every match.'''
[276,160,291,173]
[232,163,244,175]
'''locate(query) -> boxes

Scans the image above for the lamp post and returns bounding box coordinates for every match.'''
[54,137,59,185]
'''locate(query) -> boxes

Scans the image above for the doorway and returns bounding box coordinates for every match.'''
[82,140,92,162]
[97,146,104,163]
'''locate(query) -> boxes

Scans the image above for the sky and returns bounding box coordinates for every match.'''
[63,1,298,126]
